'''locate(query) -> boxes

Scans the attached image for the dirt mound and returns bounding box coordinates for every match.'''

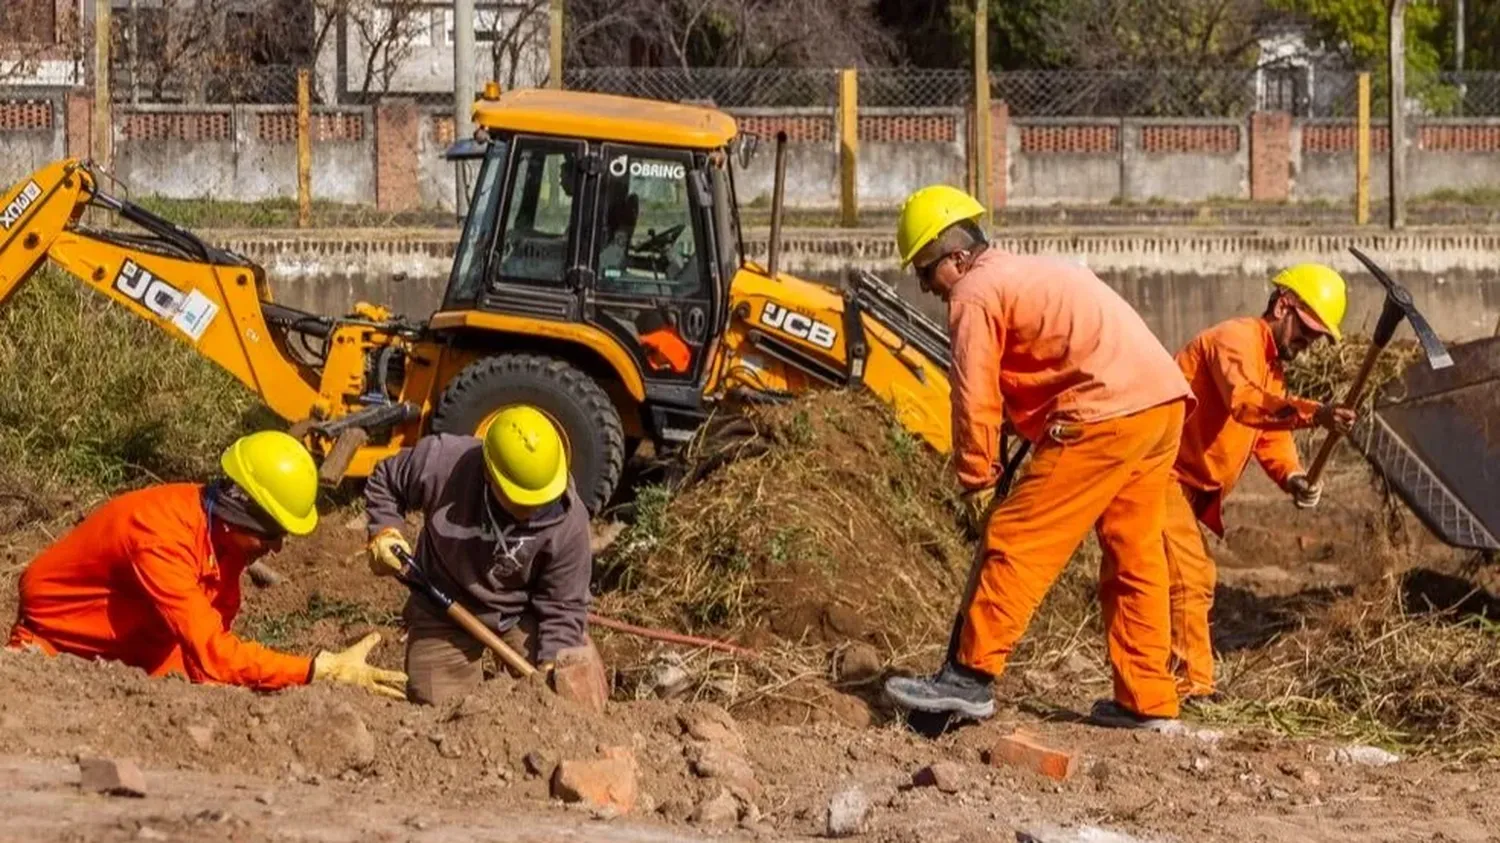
[593,392,974,723]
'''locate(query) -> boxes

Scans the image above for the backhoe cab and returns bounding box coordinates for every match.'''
[0,87,954,513]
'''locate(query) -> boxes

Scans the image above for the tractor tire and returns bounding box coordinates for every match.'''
[430,353,625,514]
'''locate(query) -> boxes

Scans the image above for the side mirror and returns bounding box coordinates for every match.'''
[733,133,761,169]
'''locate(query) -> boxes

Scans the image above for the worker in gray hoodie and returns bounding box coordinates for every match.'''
[364,405,593,704]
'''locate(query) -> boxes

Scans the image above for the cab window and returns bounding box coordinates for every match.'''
[495,140,578,285]
[594,148,705,299]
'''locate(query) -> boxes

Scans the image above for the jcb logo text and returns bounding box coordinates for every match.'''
[759,302,837,349]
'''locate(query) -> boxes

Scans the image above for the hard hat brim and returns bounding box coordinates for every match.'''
[487,460,569,509]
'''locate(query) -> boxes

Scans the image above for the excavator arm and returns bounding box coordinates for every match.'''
[711,265,953,455]
[0,159,425,476]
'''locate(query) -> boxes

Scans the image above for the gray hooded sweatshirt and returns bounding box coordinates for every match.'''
[364,433,591,662]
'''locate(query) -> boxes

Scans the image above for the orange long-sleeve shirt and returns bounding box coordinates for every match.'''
[1174,317,1322,536]
[948,248,1192,490]
[8,484,311,690]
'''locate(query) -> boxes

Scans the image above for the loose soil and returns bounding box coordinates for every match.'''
[3,393,1499,841]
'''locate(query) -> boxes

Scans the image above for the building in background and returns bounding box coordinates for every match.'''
[0,0,87,90]
[320,1,549,105]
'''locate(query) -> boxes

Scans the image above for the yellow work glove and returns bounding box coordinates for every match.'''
[311,632,408,700]
[367,527,411,578]
[961,485,997,534]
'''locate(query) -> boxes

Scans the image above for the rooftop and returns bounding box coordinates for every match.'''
[472,87,738,149]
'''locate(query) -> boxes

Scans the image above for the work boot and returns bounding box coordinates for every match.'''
[884,662,996,719]
[1088,699,1182,733]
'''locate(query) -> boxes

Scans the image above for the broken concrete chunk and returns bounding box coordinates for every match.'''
[912,760,966,793]
[78,757,147,798]
[825,784,870,838]
[691,787,741,826]
[1329,745,1400,767]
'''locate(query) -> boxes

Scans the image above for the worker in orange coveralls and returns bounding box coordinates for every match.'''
[1167,265,1355,702]
[883,185,1196,729]
[7,431,407,699]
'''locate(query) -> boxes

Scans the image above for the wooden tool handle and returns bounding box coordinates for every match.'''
[445,603,538,678]
[1305,340,1384,486]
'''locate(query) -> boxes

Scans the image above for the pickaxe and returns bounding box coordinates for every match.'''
[1303,247,1454,486]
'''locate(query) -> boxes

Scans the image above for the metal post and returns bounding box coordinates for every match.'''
[973,0,991,226]
[838,68,858,228]
[549,0,564,89]
[1389,0,1408,230]
[769,132,788,280]
[297,69,312,229]
[1456,0,1466,71]
[128,0,138,105]
[93,0,111,172]
[1357,72,1370,225]
[454,0,476,140]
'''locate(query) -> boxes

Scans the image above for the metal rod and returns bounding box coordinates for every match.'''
[767,131,788,280]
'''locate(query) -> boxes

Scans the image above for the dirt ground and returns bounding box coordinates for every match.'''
[3,398,1500,841]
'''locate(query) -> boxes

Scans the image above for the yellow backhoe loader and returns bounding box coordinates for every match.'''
[0,85,952,511]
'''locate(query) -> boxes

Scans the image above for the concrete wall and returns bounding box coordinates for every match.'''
[0,94,65,189]
[112,105,374,204]
[1008,118,1248,205]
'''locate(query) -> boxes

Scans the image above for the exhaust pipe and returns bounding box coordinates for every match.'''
[767,131,788,280]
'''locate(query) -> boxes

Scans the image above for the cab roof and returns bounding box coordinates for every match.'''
[472,88,738,150]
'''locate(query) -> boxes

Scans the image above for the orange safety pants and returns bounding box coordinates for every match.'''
[958,401,1186,718]
[1163,481,1216,698]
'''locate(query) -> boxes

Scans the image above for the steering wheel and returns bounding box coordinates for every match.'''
[634,223,686,255]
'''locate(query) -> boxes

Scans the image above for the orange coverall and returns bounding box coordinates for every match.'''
[7,484,312,690]
[1166,317,1320,696]
[950,248,1192,718]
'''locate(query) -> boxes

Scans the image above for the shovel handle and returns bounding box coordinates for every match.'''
[1304,339,1385,486]
[392,547,538,678]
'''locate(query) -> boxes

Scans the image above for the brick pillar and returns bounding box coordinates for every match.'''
[1249,111,1291,202]
[66,91,93,160]
[988,100,1009,210]
[375,99,420,213]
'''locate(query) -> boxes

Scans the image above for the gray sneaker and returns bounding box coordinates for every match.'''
[1088,699,1183,733]
[884,662,996,719]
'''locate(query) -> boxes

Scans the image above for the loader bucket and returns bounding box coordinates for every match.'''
[1358,335,1500,550]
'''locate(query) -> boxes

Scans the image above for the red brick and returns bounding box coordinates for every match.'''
[65,92,91,159]
[551,747,638,813]
[1142,124,1239,154]
[78,757,147,797]
[986,730,1077,781]
[1250,111,1291,202]
[1019,124,1118,155]
[989,100,1008,209]
[375,98,420,213]
[551,642,609,715]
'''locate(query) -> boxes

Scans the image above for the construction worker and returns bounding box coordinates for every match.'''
[7,431,407,698]
[1167,264,1356,701]
[883,185,1195,729]
[364,405,593,705]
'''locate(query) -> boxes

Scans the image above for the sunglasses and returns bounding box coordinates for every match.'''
[915,251,958,287]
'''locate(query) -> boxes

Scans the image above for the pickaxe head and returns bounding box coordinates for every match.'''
[1348,247,1454,370]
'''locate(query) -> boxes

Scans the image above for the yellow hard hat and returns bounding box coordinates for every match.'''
[896,184,986,266]
[483,405,568,508]
[220,430,319,536]
[1272,263,1348,342]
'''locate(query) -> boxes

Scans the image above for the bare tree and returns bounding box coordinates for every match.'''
[343,0,428,99]
[0,0,83,85]
[567,0,896,69]
[481,0,550,89]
